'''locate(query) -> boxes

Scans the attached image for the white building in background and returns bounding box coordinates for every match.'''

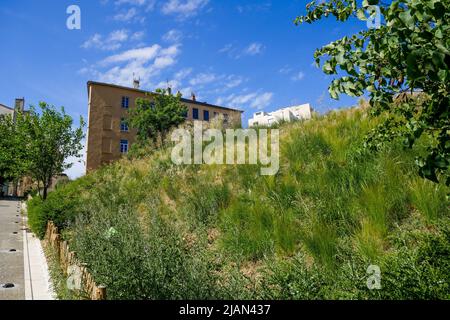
[248,103,313,127]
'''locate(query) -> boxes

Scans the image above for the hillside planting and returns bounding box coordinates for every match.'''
[28,107,450,299]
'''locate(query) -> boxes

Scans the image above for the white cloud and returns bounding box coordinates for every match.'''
[218,43,233,53]
[81,34,103,49]
[224,75,244,89]
[84,44,181,88]
[219,42,265,59]
[114,0,156,10]
[187,73,245,92]
[189,73,217,86]
[291,71,305,81]
[131,31,145,41]
[154,55,176,69]
[216,91,273,109]
[109,29,129,42]
[113,8,138,21]
[81,30,130,51]
[237,2,271,13]
[251,92,273,109]
[152,69,246,102]
[279,65,292,74]
[162,29,183,43]
[162,0,209,18]
[175,67,193,79]
[101,45,161,64]
[110,0,154,22]
[153,79,194,99]
[115,0,146,5]
[244,42,264,56]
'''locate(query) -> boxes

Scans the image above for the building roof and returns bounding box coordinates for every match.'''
[87,81,244,113]
[0,103,13,111]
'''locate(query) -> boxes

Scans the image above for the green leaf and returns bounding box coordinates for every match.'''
[399,11,414,28]
[356,8,367,21]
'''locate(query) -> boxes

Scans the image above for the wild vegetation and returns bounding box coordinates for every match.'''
[28,107,450,299]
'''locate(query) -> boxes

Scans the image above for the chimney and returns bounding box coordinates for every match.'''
[191,92,196,102]
[133,78,140,89]
[14,98,24,112]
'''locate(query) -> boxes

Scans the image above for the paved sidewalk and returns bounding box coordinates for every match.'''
[0,199,55,300]
[0,199,25,299]
[22,202,55,300]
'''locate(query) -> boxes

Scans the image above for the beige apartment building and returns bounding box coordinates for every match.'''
[86,81,243,172]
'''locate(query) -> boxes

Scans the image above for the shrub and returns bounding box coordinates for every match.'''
[71,198,228,299]
[27,176,93,238]
[260,221,450,300]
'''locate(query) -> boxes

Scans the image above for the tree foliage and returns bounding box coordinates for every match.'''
[25,103,85,199]
[128,88,187,146]
[295,0,450,187]
[0,112,30,188]
[0,102,84,199]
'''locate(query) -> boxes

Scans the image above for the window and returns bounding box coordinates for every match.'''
[223,113,229,124]
[213,112,218,119]
[182,108,188,118]
[203,110,209,121]
[120,118,129,132]
[193,108,199,120]
[120,139,129,154]
[121,96,129,109]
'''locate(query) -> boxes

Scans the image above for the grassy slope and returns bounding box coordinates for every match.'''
[28,107,450,299]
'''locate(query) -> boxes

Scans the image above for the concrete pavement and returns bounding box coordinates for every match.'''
[22,201,55,300]
[0,199,25,300]
[0,199,55,300]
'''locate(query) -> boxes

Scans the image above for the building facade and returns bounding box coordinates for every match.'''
[0,98,25,118]
[0,104,14,116]
[248,103,313,127]
[86,81,243,172]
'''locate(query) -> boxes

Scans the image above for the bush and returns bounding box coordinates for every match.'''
[27,176,93,238]
[260,221,450,300]
[70,193,234,299]
[380,221,450,299]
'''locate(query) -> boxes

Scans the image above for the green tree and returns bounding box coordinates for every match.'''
[295,0,450,187]
[128,88,187,146]
[0,112,30,195]
[25,102,85,200]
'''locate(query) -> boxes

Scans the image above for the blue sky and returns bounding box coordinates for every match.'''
[0,0,366,178]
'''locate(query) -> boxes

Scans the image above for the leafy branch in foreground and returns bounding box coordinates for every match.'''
[296,0,450,187]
